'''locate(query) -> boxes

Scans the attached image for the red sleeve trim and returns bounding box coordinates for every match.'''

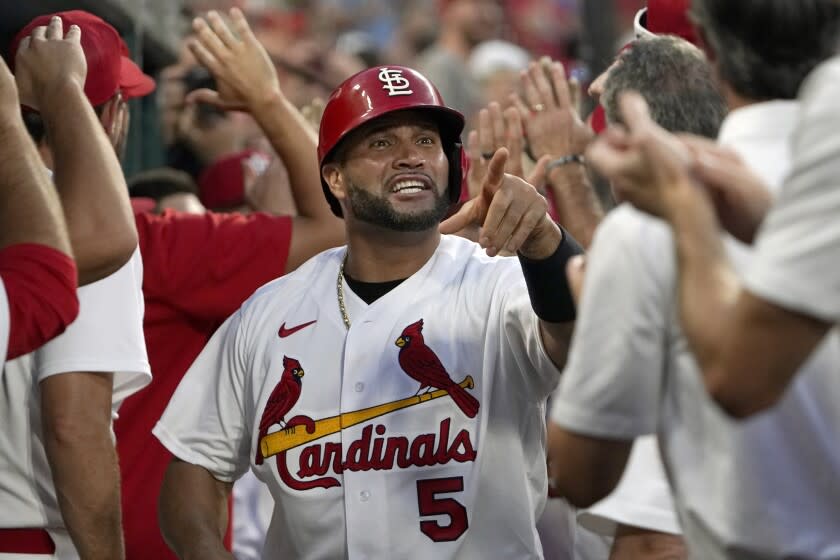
[0,243,79,359]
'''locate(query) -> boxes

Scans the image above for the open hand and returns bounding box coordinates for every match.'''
[187,9,281,112]
[514,58,592,161]
[465,101,526,197]
[14,16,87,110]
[441,148,559,258]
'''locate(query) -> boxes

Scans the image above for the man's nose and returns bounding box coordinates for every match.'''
[393,144,425,168]
[588,70,608,104]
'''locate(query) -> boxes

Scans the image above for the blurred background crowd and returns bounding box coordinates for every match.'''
[1,0,642,199]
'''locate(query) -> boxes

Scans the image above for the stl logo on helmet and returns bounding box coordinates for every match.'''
[378,67,414,96]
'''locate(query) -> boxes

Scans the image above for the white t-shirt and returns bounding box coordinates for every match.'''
[552,100,840,558]
[0,248,151,554]
[156,235,566,560]
[746,56,840,324]
[578,436,679,537]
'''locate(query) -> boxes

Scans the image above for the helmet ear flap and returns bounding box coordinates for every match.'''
[447,141,464,206]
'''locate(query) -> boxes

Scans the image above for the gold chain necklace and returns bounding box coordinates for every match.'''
[337,258,351,329]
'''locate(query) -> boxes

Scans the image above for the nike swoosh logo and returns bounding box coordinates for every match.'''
[278,320,317,338]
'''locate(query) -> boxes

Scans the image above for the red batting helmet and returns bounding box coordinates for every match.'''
[318,65,465,217]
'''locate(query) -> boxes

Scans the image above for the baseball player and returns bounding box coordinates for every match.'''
[0,14,151,559]
[0,45,78,363]
[551,0,840,556]
[155,11,581,560]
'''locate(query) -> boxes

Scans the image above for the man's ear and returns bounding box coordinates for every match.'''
[322,163,347,205]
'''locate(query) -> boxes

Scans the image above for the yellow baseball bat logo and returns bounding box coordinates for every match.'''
[260,376,475,459]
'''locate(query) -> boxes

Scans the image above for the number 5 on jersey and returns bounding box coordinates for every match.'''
[416,476,468,542]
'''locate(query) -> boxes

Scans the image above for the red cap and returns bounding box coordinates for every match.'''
[11,11,156,107]
[634,0,697,45]
[198,150,270,210]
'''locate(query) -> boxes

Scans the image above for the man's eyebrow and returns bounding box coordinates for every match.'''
[362,122,440,137]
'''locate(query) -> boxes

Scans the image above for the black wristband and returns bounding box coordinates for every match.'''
[518,228,584,323]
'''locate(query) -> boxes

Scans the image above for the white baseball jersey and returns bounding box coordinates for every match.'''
[155,234,565,560]
[0,248,151,559]
[551,100,840,558]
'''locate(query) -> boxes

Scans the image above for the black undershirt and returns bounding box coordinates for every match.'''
[343,272,406,304]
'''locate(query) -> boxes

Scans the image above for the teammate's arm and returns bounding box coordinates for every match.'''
[515,59,603,247]
[41,371,123,560]
[547,428,631,507]
[15,17,138,285]
[159,459,235,560]
[185,8,344,271]
[586,93,833,418]
[0,32,78,359]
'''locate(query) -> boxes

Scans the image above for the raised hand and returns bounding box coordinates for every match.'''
[465,102,526,198]
[14,16,87,110]
[586,92,693,218]
[514,58,592,161]
[187,9,281,112]
[441,148,560,259]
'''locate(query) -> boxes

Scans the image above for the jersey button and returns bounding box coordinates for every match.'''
[354,382,364,392]
[360,490,371,502]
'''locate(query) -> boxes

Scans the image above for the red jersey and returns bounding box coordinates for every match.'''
[115,210,292,560]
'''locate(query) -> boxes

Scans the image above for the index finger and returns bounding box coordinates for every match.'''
[482,148,509,199]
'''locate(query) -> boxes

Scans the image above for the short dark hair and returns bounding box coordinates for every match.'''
[602,36,726,138]
[127,167,198,201]
[691,0,840,100]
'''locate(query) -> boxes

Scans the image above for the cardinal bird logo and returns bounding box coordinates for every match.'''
[255,356,304,464]
[395,319,480,418]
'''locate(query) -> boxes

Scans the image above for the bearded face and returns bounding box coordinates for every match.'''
[345,177,451,232]
[326,110,453,232]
